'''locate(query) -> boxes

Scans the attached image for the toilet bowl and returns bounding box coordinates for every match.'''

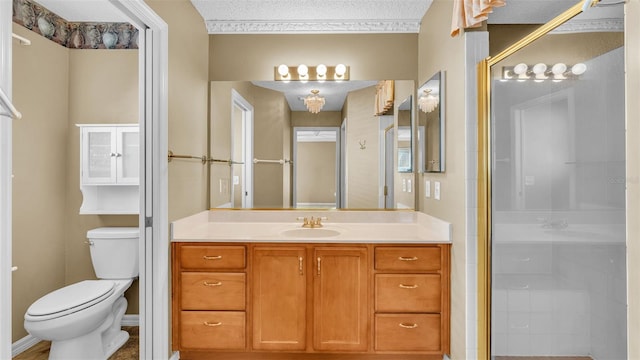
[24,227,139,360]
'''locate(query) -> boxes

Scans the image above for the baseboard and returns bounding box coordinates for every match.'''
[12,314,140,357]
[11,334,41,357]
[170,351,180,360]
[122,314,139,326]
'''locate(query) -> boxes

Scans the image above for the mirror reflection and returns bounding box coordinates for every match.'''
[209,80,415,210]
[417,71,445,172]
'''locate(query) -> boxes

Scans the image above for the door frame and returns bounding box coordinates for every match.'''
[292,127,341,208]
[476,2,594,358]
[0,1,170,359]
[231,89,253,208]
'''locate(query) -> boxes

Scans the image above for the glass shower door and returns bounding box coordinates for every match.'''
[490,30,626,360]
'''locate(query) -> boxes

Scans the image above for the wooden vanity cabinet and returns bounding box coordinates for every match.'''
[313,247,369,352]
[373,245,450,354]
[252,246,307,351]
[173,242,450,359]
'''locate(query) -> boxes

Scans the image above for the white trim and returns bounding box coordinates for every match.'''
[122,314,140,327]
[11,335,40,358]
[231,89,254,208]
[205,19,421,34]
[0,0,13,358]
[107,2,169,360]
[170,351,180,360]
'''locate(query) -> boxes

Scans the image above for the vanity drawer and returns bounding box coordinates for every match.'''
[180,245,246,270]
[180,311,246,350]
[375,314,441,352]
[375,246,441,271]
[375,274,441,313]
[181,272,245,310]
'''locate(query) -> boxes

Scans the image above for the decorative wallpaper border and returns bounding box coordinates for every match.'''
[12,0,138,49]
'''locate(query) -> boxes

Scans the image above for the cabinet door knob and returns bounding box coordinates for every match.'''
[203,281,222,287]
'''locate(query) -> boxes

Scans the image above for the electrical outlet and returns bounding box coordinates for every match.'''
[434,181,441,200]
[425,180,431,198]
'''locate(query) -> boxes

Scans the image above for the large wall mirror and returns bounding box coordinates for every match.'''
[209,80,416,210]
[478,1,626,358]
[417,71,445,173]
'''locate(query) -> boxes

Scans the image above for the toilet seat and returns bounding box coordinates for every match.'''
[26,280,115,321]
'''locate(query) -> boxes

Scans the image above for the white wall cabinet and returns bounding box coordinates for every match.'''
[78,124,139,214]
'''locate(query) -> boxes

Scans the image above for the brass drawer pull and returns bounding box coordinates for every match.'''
[299,256,304,275]
[399,284,418,289]
[203,321,222,327]
[398,256,418,261]
[203,281,222,287]
[203,255,223,260]
[399,323,418,329]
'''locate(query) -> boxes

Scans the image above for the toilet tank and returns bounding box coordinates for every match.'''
[87,227,139,279]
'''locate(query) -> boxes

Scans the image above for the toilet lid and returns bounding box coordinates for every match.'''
[27,280,115,319]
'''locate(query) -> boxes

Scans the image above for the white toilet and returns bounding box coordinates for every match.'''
[24,227,139,360]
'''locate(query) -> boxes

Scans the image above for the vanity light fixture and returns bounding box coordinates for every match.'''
[274,64,350,81]
[418,89,439,113]
[501,62,587,82]
[303,90,325,114]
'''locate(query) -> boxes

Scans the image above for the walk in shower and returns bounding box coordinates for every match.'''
[484,3,626,359]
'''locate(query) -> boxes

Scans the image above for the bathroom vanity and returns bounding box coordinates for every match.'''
[171,210,452,360]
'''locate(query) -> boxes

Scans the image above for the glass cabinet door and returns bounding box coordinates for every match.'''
[117,127,139,184]
[82,127,117,184]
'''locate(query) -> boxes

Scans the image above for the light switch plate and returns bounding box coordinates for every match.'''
[402,178,407,192]
[425,180,431,198]
[434,181,441,200]
[407,179,412,193]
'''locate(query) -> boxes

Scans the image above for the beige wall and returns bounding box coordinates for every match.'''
[253,86,291,207]
[296,142,336,204]
[291,111,342,127]
[11,25,140,341]
[65,49,140,311]
[209,34,418,81]
[11,24,69,342]
[626,1,639,358]
[418,1,468,358]
[344,85,379,208]
[146,0,210,221]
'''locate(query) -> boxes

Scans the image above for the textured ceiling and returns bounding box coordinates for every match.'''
[33,0,128,22]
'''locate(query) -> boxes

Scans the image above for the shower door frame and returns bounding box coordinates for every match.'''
[476,1,598,358]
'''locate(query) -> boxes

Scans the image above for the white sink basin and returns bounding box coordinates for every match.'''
[281,228,341,238]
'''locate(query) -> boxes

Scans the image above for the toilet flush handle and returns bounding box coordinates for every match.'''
[84,240,94,246]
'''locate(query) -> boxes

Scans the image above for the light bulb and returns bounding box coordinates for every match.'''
[513,63,528,75]
[316,64,327,77]
[297,64,308,77]
[335,64,347,77]
[551,63,567,75]
[277,64,289,77]
[571,63,587,75]
[532,63,547,75]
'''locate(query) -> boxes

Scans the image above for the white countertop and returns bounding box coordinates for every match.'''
[171,210,451,244]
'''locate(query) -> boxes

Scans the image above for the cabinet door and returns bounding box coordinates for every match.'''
[252,247,307,351]
[82,127,117,184]
[313,247,368,352]
[116,126,139,184]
